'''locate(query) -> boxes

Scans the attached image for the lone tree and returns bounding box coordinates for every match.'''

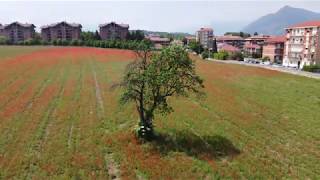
[118,42,204,139]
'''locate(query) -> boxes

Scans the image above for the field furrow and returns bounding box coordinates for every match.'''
[0,47,319,179]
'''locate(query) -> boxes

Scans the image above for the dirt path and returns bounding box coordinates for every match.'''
[92,66,105,117]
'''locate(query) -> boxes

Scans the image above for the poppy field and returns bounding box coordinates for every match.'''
[0,46,319,179]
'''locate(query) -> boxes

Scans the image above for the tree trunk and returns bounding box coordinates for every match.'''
[137,109,154,140]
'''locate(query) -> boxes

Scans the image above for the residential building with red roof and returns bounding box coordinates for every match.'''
[145,34,170,49]
[99,22,129,40]
[196,27,214,49]
[244,35,270,58]
[216,35,244,49]
[283,20,320,68]
[262,36,285,64]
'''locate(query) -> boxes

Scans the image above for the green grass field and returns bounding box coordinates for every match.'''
[0,46,319,179]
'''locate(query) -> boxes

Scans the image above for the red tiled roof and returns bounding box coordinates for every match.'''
[185,36,196,40]
[147,37,170,42]
[245,35,270,41]
[266,36,285,43]
[218,43,240,52]
[216,35,244,41]
[287,20,320,29]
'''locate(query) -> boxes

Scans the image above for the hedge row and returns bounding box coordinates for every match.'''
[201,50,243,61]
[0,37,153,50]
[302,64,320,73]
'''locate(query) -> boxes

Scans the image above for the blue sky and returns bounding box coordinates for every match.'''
[0,1,320,35]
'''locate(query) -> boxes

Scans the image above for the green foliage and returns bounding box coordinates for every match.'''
[127,30,145,41]
[94,30,101,40]
[119,45,204,139]
[224,32,251,38]
[188,40,204,54]
[143,31,190,40]
[22,38,41,46]
[81,31,97,41]
[1,37,150,50]
[201,50,209,59]
[229,52,244,61]
[0,30,147,50]
[302,64,320,73]
[71,39,80,46]
[213,51,229,60]
[52,39,57,46]
[262,56,270,62]
[61,40,69,46]
[0,36,7,45]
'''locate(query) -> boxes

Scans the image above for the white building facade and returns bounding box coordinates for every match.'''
[196,28,214,49]
[283,21,320,69]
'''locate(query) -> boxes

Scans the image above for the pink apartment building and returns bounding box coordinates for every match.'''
[244,35,270,58]
[283,21,320,68]
[262,36,285,64]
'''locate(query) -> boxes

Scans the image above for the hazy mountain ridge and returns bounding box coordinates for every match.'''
[243,6,320,35]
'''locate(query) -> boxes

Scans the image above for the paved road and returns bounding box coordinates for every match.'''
[207,59,320,80]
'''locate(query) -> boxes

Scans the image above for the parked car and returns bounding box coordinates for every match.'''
[262,61,271,65]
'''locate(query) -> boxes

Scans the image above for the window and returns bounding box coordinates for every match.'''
[66,28,72,40]
[17,30,24,41]
[57,30,62,39]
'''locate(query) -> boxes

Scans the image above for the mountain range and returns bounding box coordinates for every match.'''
[242,6,320,35]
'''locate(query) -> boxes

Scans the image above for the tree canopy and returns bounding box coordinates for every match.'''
[126,30,145,41]
[118,45,204,139]
[188,40,204,54]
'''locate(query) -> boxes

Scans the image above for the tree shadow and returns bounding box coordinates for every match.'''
[150,130,240,160]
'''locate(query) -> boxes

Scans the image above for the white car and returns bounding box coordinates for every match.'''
[262,61,271,65]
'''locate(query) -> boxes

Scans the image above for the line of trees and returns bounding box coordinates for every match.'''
[0,30,147,49]
[201,50,243,61]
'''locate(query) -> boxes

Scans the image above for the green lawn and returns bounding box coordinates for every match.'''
[0,46,46,60]
[0,46,319,179]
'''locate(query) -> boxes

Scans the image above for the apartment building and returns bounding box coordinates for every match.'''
[283,21,320,68]
[244,35,270,58]
[262,36,285,64]
[99,22,129,40]
[41,21,82,41]
[1,22,35,43]
[216,35,244,49]
[196,28,214,49]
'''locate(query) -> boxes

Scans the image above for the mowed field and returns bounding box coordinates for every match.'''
[0,46,319,179]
